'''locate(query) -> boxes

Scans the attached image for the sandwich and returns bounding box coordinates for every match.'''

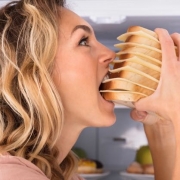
[100,26,178,108]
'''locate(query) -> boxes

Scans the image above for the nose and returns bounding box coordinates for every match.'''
[98,42,116,65]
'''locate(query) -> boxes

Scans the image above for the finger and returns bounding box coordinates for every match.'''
[130,109,147,121]
[171,33,180,59]
[171,32,180,47]
[134,96,156,113]
[155,28,177,66]
[130,109,159,125]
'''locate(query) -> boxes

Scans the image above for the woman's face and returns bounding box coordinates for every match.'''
[52,8,116,127]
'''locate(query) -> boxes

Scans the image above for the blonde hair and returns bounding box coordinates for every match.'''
[0,0,77,179]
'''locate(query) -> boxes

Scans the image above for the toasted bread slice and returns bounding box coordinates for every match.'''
[112,56,161,72]
[117,30,159,42]
[116,51,161,66]
[115,42,162,53]
[117,46,162,62]
[100,26,172,109]
[101,78,154,96]
[100,90,147,108]
[117,27,178,56]
[109,56,160,82]
[127,26,158,39]
[109,70,158,90]
[109,66,159,82]
[125,35,160,49]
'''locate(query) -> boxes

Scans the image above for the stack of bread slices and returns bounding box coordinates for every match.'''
[100,26,177,108]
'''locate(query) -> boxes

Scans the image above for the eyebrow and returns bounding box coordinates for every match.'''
[71,25,92,35]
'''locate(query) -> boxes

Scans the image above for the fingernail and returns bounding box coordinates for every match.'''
[136,110,147,120]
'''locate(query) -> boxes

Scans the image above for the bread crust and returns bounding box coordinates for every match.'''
[127,26,158,39]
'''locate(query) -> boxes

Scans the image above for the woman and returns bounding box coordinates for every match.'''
[0,0,179,180]
[0,0,115,179]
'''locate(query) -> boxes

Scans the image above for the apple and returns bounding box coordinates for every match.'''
[135,145,153,165]
[72,147,87,159]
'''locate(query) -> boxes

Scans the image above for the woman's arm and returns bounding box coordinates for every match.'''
[131,110,180,180]
[169,32,180,180]
[144,119,176,180]
[171,117,180,180]
[130,29,180,180]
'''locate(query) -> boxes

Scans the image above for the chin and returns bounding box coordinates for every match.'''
[103,114,116,127]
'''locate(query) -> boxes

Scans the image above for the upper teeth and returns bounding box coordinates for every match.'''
[102,74,109,82]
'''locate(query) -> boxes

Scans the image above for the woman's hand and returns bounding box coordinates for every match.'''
[130,29,180,180]
[134,29,180,122]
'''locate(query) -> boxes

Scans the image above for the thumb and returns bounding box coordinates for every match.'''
[130,109,159,125]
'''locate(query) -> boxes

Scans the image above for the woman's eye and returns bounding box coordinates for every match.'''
[79,37,89,46]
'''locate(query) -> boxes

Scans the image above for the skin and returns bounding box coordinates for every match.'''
[131,29,180,180]
[52,8,116,163]
[131,111,176,180]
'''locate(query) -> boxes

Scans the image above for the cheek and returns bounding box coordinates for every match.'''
[52,60,97,97]
[62,56,97,85]
[53,49,98,101]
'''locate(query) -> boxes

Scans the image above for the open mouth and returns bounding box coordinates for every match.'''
[99,62,116,101]
[99,73,110,92]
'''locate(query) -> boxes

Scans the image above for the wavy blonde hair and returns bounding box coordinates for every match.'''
[0,0,77,179]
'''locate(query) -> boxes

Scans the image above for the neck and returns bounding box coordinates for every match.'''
[56,117,86,164]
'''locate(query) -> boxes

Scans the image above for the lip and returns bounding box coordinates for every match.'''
[99,90,115,108]
[98,70,115,107]
[101,70,109,83]
[99,71,109,90]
